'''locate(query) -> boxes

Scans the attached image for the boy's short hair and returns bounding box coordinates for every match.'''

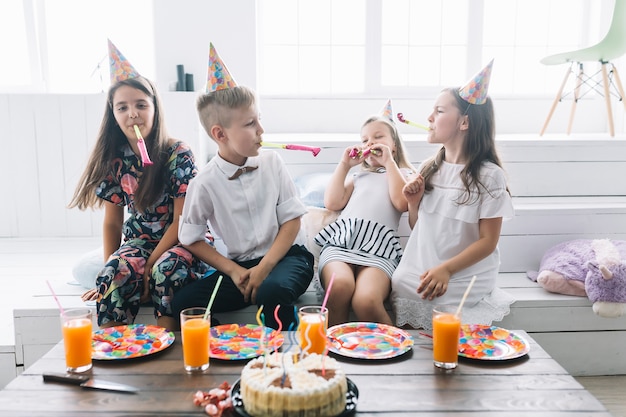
[196,86,257,139]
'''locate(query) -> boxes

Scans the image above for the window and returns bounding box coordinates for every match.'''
[257,0,606,97]
[0,0,154,93]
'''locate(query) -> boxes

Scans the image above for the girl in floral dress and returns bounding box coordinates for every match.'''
[68,41,202,328]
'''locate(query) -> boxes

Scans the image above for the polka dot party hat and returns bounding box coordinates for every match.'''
[380,99,393,121]
[108,39,140,84]
[206,42,237,93]
[459,59,493,105]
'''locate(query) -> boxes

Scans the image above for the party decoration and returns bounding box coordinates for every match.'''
[261,142,321,156]
[108,39,140,84]
[133,125,153,166]
[380,99,393,121]
[396,113,429,131]
[206,42,237,93]
[459,59,494,105]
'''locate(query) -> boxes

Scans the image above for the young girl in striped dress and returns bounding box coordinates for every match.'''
[315,106,414,326]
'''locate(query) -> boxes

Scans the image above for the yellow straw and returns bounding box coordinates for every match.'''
[203,275,223,321]
[456,275,477,316]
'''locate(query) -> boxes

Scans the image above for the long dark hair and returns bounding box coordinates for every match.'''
[420,87,508,204]
[69,76,172,212]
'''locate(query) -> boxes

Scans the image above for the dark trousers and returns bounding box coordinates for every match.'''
[171,244,314,329]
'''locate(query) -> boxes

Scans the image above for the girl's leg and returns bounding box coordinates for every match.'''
[151,244,212,330]
[96,239,154,327]
[319,261,356,326]
[352,266,393,325]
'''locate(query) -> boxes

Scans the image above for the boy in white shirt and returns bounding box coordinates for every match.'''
[166,44,313,328]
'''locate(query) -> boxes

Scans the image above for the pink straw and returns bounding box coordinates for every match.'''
[46,280,65,315]
[321,273,335,310]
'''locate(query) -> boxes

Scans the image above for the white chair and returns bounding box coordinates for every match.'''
[540,0,626,136]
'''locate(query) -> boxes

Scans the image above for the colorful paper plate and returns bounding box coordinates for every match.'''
[92,324,175,360]
[210,324,284,360]
[327,322,413,360]
[231,377,358,417]
[458,324,530,360]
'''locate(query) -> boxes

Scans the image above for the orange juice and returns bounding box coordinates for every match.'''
[181,316,210,371]
[61,309,92,373]
[432,309,461,369]
[298,306,328,354]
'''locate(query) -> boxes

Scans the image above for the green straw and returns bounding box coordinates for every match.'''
[203,275,223,321]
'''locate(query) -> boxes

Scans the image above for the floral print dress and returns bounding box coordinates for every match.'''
[94,141,196,326]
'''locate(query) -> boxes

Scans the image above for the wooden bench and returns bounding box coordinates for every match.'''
[4,135,626,386]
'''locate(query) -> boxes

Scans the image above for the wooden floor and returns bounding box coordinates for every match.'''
[576,376,626,417]
[1,237,626,416]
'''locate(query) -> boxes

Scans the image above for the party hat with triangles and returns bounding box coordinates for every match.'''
[108,39,140,84]
[459,59,493,105]
[380,99,393,121]
[206,42,237,93]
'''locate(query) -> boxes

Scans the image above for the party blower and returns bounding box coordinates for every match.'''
[261,142,321,157]
[396,113,429,131]
[133,125,154,165]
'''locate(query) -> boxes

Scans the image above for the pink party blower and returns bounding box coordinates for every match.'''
[133,125,154,165]
[261,142,321,157]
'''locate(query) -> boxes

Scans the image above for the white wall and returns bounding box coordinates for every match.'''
[145,0,625,136]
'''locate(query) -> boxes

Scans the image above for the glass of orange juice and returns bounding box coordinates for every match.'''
[298,306,328,354]
[432,306,461,370]
[60,308,93,373]
[180,307,210,372]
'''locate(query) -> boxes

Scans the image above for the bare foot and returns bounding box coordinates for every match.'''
[81,288,98,302]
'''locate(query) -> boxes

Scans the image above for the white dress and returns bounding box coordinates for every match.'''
[315,168,410,279]
[391,161,515,330]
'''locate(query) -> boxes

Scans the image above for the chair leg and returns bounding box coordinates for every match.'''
[601,63,615,137]
[540,66,572,136]
[567,63,584,135]
[610,64,626,112]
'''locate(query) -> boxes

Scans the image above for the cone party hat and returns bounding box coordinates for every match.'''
[108,39,140,84]
[459,59,493,105]
[380,99,393,121]
[206,43,237,93]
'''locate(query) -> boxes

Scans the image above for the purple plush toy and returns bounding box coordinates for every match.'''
[527,239,626,318]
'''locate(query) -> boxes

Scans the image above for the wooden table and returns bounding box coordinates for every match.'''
[0,330,610,416]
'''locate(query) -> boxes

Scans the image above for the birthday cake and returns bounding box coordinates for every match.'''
[240,351,348,417]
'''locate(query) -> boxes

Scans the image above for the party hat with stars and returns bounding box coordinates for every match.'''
[380,99,394,121]
[206,42,237,93]
[108,39,140,84]
[459,59,494,105]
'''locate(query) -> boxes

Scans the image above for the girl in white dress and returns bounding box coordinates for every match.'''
[315,107,414,326]
[391,62,515,330]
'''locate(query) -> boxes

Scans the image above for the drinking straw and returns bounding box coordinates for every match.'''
[321,273,335,311]
[46,280,65,315]
[455,275,477,316]
[203,275,223,320]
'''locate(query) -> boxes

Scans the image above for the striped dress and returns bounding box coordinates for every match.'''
[314,168,410,279]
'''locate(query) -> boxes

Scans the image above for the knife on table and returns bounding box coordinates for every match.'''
[43,372,139,393]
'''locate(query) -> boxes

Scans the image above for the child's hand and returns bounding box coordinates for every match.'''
[403,174,425,206]
[343,146,369,167]
[243,265,269,303]
[81,288,98,302]
[231,266,249,295]
[367,143,394,168]
[417,266,450,300]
